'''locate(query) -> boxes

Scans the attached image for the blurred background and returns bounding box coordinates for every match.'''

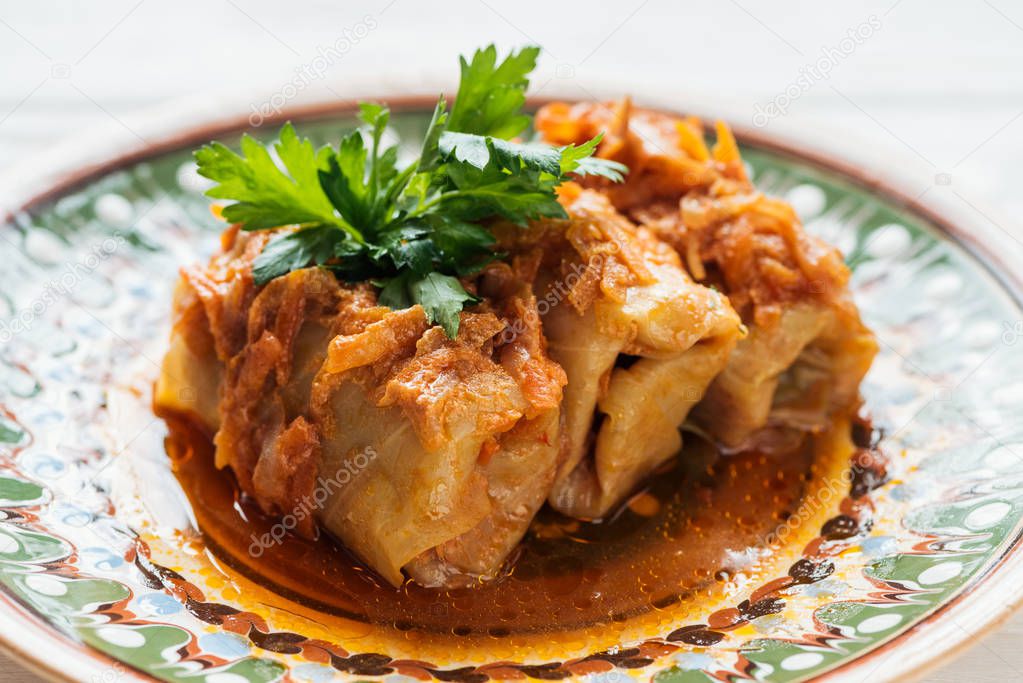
[1,0,1022,680]
[2,0,1023,230]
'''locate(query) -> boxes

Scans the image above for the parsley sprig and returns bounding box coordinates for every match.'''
[194,45,626,337]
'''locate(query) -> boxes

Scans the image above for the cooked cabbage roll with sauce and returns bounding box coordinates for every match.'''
[497,188,741,518]
[537,102,877,450]
[155,226,567,587]
[667,193,878,449]
[307,261,566,587]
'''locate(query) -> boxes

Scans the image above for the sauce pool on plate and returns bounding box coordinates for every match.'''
[164,415,852,638]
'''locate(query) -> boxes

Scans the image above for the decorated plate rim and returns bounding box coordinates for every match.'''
[1,88,1022,683]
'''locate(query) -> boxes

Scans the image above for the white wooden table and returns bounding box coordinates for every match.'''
[1,0,1022,680]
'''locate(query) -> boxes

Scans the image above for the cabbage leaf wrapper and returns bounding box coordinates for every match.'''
[496,188,741,518]
[155,225,567,587]
[537,102,877,451]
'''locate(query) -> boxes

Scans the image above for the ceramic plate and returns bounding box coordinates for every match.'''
[1,99,1022,683]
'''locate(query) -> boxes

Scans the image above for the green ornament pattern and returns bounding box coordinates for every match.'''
[0,107,1021,682]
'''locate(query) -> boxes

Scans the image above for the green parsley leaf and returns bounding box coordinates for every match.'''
[252,226,343,285]
[378,225,437,276]
[195,44,628,338]
[558,133,628,181]
[376,271,414,310]
[196,124,361,240]
[418,97,448,172]
[358,101,389,129]
[430,217,497,275]
[327,243,381,283]
[447,45,539,138]
[319,133,371,232]
[572,155,629,182]
[319,106,405,237]
[439,131,562,175]
[437,131,627,202]
[376,270,480,337]
[409,272,479,338]
[441,160,566,225]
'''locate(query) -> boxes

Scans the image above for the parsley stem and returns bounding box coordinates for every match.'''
[328,218,367,246]
[368,137,380,222]
[405,190,468,218]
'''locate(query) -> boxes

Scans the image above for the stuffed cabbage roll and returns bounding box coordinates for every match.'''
[664,193,877,449]
[497,188,741,518]
[537,102,877,450]
[155,226,567,587]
